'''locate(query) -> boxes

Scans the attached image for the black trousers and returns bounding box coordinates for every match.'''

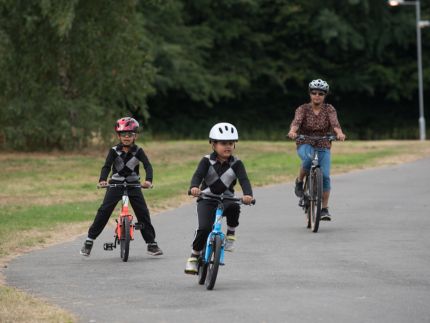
[88,186,156,242]
[192,199,240,252]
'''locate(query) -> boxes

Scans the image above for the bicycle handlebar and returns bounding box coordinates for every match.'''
[296,134,337,141]
[97,183,153,189]
[188,191,256,205]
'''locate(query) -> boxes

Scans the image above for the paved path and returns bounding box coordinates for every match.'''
[4,158,430,323]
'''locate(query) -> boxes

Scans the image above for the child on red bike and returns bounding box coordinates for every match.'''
[80,117,163,257]
[185,122,254,274]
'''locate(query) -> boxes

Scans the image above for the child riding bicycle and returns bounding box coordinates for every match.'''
[80,117,163,257]
[185,122,254,274]
[287,79,346,221]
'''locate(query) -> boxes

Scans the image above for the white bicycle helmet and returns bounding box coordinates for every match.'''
[209,122,239,142]
[309,79,329,93]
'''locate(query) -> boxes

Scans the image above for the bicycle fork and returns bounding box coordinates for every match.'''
[204,208,226,265]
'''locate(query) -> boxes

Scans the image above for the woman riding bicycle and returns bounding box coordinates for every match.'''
[287,79,346,221]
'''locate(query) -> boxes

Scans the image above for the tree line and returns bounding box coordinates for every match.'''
[1,0,429,150]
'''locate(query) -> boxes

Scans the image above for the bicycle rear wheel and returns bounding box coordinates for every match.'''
[205,235,222,290]
[120,217,131,262]
[310,167,323,233]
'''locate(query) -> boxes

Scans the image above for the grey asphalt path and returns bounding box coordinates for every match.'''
[4,158,430,323]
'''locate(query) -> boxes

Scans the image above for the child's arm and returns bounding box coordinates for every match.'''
[137,149,153,186]
[189,157,209,195]
[99,149,115,183]
[235,161,253,204]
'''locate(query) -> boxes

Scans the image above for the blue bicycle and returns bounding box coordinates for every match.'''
[196,193,255,290]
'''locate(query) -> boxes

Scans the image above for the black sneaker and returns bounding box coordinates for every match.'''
[80,240,93,256]
[147,242,163,256]
[320,208,331,221]
[295,178,304,197]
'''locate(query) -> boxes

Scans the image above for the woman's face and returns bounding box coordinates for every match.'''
[310,90,326,105]
[213,141,235,159]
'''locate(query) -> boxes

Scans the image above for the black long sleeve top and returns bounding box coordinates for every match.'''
[190,152,253,196]
[99,144,153,183]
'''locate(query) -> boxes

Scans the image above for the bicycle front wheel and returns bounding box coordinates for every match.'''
[205,235,222,290]
[310,167,323,233]
[120,217,131,262]
[303,176,311,229]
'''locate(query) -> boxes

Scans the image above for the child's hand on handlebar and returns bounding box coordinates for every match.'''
[190,187,201,197]
[98,181,108,188]
[142,181,153,189]
[242,195,253,205]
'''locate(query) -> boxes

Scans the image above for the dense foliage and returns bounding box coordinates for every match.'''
[1,0,429,149]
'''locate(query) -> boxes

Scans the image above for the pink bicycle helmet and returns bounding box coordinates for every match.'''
[115,117,140,133]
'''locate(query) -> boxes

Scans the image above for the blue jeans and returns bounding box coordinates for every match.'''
[297,144,331,192]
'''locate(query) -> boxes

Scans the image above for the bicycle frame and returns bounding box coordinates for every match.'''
[203,198,227,266]
[115,187,136,242]
[195,192,255,290]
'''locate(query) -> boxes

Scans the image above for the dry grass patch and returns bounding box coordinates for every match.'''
[0,286,75,323]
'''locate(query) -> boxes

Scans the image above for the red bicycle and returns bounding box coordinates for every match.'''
[101,183,148,262]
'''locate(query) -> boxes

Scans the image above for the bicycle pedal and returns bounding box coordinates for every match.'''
[103,243,114,250]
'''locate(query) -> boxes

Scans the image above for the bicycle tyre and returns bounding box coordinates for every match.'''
[120,217,131,262]
[205,235,222,290]
[198,252,208,285]
[303,176,311,229]
[310,167,323,233]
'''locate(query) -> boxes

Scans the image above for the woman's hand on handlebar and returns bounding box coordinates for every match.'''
[242,195,254,205]
[287,130,298,139]
[190,187,201,197]
[336,132,346,141]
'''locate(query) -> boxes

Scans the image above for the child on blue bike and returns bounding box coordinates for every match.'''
[185,122,254,274]
[80,117,163,257]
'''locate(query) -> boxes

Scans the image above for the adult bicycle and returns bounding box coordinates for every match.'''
[295,135,336,233]
[100,183,149,262]
[193,193,255,290]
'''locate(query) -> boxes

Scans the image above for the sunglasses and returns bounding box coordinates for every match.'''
[310,91,326,97]
[119,132,136,138]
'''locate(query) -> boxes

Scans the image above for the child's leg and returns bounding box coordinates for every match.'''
[192,199,217,252]
[185,199,217,274]
[88,187,122,239]
[223,201,241,252]
[128,188,156,243]
[223,201,241,235]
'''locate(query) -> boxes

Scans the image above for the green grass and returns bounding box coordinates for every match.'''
[1,140,429,258]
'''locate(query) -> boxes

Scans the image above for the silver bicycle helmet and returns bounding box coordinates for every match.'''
[309,79,329,93]
[209,122,239,142]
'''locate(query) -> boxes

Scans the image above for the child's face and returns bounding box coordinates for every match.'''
[213,141,235,159]
[117,132,137,146]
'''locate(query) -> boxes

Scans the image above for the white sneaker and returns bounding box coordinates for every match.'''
[184,257,198,275]
[224,235,236,252]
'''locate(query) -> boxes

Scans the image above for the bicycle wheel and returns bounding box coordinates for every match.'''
[303,176,311,229]
[120,217,131,262]
[310,167,323,233]
[198,251,208,285]
[205,235,222,290]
